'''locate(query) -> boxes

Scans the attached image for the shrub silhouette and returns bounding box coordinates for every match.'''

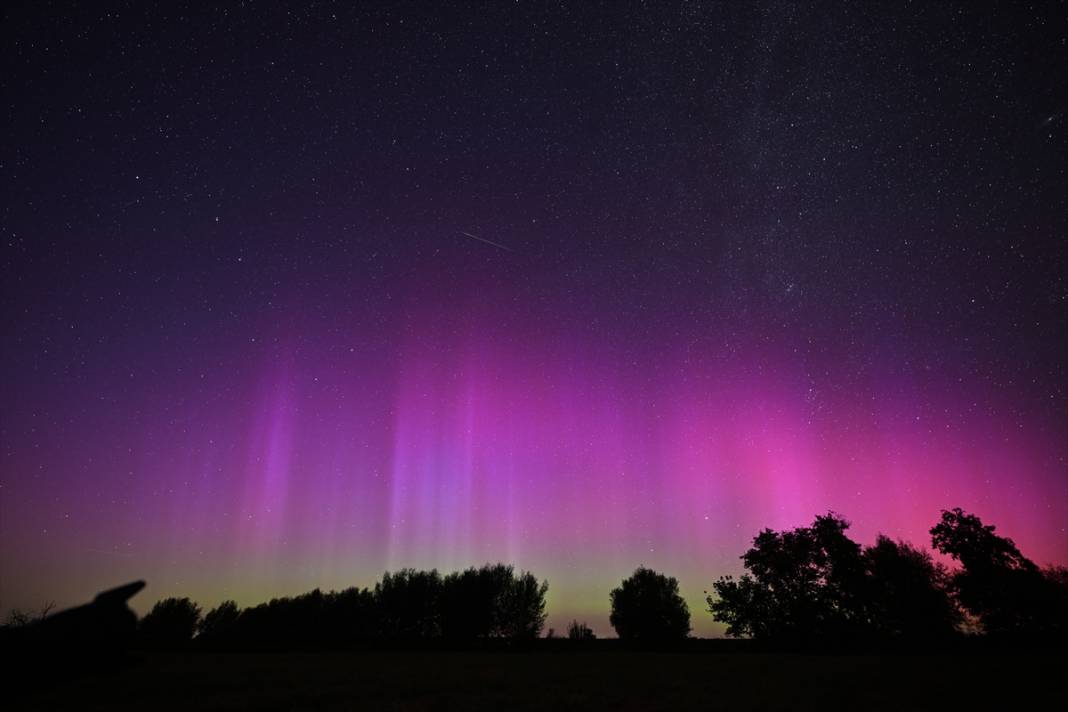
[567,620,595,640]
[139,597,201,647]
[610,567,690,640]
[931,507,1068,636]
[4,603,55,628]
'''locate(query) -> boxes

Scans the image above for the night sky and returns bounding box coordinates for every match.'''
[2,2,1066,636]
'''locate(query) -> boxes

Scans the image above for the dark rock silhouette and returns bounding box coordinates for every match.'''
[2,580,144,652]
[609,567,691,641]
[1,580,145,690]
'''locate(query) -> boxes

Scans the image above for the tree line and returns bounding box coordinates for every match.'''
[32,508,1065,649]
[137,564,550,649]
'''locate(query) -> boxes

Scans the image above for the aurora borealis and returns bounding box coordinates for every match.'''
[2,3,1066,637]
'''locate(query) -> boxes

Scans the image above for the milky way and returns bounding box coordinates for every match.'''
[2,3,1065,635]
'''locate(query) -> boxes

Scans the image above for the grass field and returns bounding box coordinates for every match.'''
[12,647,1066,711]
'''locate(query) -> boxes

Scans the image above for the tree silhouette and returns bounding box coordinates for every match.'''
[567,619,595,640]
[864,536,960,639]
[708,513,869,642]
[197,600,239,645]
[931,508,1034,572]
[497,570,549,639]
[435,564,548,640]
[440,564,514,639]
[265,589,323,647]
[609,567,690,640]
[140,564,548,648]
[215,587,375,649]
[709,508,1068,643]
[324,587,376,644]
[228,597,281,648]
[931,507,1067,636]
[374,569,443,639]
[139,597,201,647]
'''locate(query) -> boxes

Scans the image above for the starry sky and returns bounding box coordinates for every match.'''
[2,2,1066,636]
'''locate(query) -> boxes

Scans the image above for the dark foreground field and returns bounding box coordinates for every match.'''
[11,646,1067,711]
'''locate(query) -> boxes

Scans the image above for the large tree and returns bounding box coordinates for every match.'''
[864,536,961,639]
[498,570,549,639]
[931,508,1067,636]
[609,567,690,640]
[708,513,869,642]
